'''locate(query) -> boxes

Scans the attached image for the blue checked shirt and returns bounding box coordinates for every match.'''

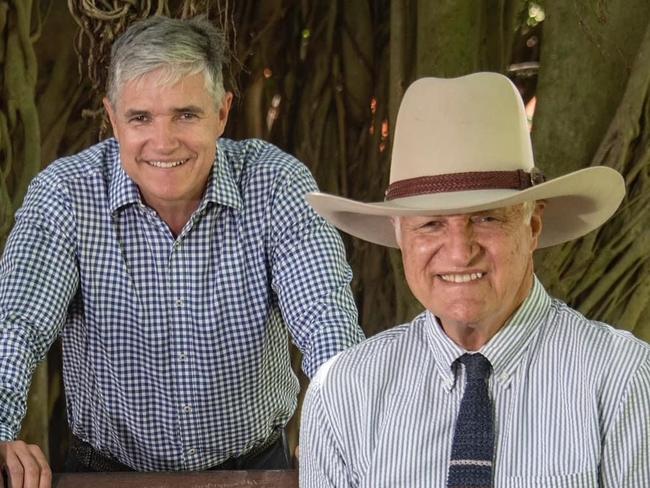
[0,137,363,471]
[300,277,650,487]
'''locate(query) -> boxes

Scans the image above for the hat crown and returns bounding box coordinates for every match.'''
[389,73,534,184]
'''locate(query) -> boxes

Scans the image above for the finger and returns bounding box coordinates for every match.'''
[16,451,41,488]
[11,442,44,488]
[26,446,51,488]
[3,448,24,488]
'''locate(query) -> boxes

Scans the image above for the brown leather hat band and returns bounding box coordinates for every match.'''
[384,169,545,201]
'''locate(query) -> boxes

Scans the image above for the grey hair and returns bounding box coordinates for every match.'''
[106,16,227,108]
[521,200,536,224]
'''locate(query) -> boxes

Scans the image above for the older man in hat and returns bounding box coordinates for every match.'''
[299,73,650,487]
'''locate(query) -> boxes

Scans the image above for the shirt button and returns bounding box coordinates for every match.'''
[188,448,196,456]
[183,404,192,413]
[179,352,187,361]
[175,298,183,307]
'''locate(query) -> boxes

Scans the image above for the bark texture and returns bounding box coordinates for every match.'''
[533,1,650,342]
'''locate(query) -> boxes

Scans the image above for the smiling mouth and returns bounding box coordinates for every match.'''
[145,158,190,169]
[439,272,485,283]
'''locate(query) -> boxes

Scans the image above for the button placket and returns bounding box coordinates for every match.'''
[168,239,199,468]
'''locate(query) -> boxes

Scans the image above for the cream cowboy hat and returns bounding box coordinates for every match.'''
[307,72,625,248]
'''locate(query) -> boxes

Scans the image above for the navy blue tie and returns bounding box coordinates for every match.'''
[447,353,494,488]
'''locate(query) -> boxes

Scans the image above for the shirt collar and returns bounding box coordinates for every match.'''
[425,275,552,390]
[209,142,242,211]
[108,139,141,213]
[108,140,242,214]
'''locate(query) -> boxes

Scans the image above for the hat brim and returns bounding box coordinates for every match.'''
[307,166,625,249]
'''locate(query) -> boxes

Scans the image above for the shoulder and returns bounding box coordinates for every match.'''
[311,313,430,397]
[36,138,117,188]
[219,138,312,183]
[218,139,320,225]
[548,299,649,361]
[543,298,650,393]
[17,139,117,219]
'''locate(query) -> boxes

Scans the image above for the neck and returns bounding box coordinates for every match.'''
[442,271,535,351]
[444,325,499,351]
[146,198,200,237]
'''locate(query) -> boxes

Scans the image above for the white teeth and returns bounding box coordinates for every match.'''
[147,159,187,168]
[439,272,484,283]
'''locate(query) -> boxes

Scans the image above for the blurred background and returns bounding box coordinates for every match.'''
[1,0,649,470]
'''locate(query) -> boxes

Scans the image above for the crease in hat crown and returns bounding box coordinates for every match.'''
[306,72,625,249]
[388,73,534,185]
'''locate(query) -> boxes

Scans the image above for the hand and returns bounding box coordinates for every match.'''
[0,440,51,488]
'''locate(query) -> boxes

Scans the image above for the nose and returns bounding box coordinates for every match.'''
[149,119,179,153]
[444,219,479,265]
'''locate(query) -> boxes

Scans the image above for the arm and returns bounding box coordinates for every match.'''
[270,164,364,377]
[299,363,353,487]
[600,355,650,487]
[0,177,79,486]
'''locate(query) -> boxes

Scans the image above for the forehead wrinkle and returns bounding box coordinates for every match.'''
[406,204,526,222]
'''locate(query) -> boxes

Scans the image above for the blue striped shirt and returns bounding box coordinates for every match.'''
[300,277,650,487]
[0,137,363,470]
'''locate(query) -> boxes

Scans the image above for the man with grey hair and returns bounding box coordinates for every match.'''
[300,73,650,487]
[0,15,363,486]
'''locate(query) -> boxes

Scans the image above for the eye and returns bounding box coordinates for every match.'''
[179,112,198,120]
[420,219,443,230]
[128,114,149,123]
[471,214,501,225]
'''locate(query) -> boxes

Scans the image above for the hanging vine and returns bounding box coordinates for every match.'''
[0,0,48,247]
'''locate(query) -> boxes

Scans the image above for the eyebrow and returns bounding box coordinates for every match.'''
[124,109,150,119]
[172,105,205,115]
[123,105,206,118]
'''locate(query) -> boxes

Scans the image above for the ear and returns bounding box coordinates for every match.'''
[529,201,545,251]
[216,91,234,135]
[103,97,119,141]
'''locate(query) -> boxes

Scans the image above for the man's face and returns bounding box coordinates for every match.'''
[396,203,544,342]
[103,69,232,212]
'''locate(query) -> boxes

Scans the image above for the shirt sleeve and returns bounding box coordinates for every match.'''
[299,363,353,487]
[600,355,650,487]
[0,177,79,440]
[269,163,364,378]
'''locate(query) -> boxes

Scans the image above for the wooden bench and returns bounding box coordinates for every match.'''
[52,470,298,487]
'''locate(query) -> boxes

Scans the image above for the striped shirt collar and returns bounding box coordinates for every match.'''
[108,139,243,214]
[425,276,552,390]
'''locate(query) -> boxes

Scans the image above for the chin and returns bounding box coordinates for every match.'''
[435,306,487,327]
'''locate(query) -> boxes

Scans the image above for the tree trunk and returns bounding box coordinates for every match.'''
[533,1,650,342]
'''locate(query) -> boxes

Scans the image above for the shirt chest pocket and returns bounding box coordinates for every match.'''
[502,470,599,487]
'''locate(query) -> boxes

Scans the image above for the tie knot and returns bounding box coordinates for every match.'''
[458,353,491,381]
